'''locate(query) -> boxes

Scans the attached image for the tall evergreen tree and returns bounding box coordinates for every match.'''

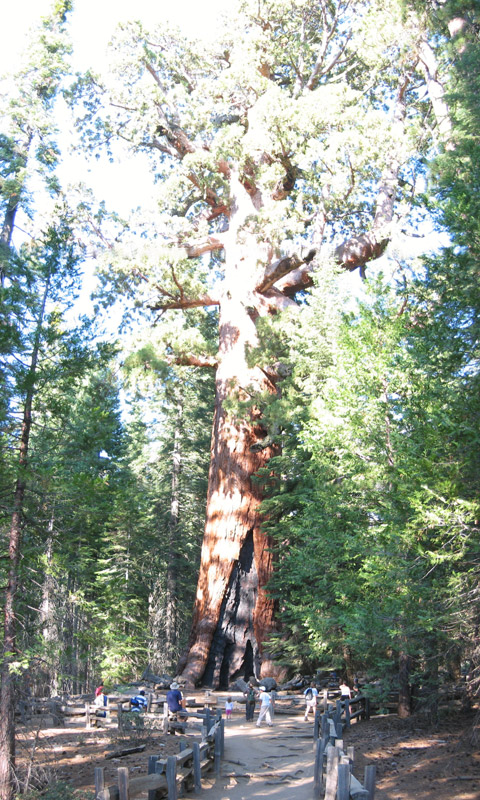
[72,0,449,687]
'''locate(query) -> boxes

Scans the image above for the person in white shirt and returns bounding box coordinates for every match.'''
[225,696,234,721]
[340,681,352,699]
[303,681,318,721]
[256,687,273,727]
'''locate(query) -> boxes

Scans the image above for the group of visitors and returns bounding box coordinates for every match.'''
[93,674,359,728]
[241,682,275,727]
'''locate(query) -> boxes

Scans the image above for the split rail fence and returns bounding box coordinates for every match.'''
[17,694,217,735]
[94,715,224,800]
[312,694,376,800]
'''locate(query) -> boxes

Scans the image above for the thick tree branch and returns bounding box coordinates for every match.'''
[256,248,316,293]
[184,235,225,258]
[417,38,454,149]
[276,67,411,296]
[149,295,220,312]
[167,353,218,368]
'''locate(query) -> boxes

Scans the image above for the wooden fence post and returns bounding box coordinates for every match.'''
[313,709,319,742]
[364,764,376,799]
[337,763,350,800]
[85,703,91,729]
[335,699,342,730]
[192,741,201,793]
[347,745,355,767]
[163,702,169,734]
[166,755,177,800]
[220,717,225,757]
[214,723,222,776]
[364,696,370,720]
[324,745,340,800]
[204,707,212,732]
[94,767,105,799]
[344,698,351,728]
[313,739,324,798]
[321,713,328,738]
[147,755,159,800]
[323,689,328,711]
[118,767,129,800]
[117,704,123,731]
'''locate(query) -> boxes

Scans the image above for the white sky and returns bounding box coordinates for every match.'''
[3,0,230,321]
[4,0,227,74]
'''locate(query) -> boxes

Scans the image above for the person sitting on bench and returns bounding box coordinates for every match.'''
[130,689,148,712]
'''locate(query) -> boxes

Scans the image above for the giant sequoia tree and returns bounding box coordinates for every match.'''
[76,0,452,686]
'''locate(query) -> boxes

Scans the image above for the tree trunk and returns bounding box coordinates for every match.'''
[0,269,51,800]
[38,519,59,696]
[178,367,279,688]
[165,400,182,667]
[178,177,284,688]
[398,649,412,718]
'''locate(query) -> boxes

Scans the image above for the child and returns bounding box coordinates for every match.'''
[225,696,234,721]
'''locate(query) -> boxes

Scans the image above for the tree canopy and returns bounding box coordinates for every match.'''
[0,4,479,794]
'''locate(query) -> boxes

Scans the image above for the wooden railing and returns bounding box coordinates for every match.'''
[16,694,217,734]
[313,700,376,800]
[94,717,224,800]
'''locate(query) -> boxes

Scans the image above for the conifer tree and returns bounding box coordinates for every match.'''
[72,0,460,686]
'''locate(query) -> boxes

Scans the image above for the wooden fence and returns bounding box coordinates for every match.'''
[313,697,376,800]
[94,717,224,800]
[16,693,216,735]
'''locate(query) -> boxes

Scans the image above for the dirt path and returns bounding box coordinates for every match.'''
[201,712,317,800]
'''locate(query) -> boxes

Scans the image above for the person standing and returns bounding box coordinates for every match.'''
[256,686,273,727]
[339,680,352,699]
[245,682,257,721]
[303,681,318,721]
[225,696,234,721]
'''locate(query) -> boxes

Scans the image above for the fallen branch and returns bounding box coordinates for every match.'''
[105,745,146,759]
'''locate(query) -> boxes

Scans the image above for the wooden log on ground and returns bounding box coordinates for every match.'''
[106,745,146,760]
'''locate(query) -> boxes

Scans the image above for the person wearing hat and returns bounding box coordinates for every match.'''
[256,686,273,727]
[166,681,185,719]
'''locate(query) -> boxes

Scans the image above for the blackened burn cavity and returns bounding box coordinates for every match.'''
[202,530,259,688]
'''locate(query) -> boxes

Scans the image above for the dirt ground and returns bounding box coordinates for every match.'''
[15,696,480,799]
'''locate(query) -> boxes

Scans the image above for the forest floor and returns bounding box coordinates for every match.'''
[15,695,480,800]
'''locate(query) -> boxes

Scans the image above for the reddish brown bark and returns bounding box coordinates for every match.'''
[178,376,279,687]
[398,649,412,718]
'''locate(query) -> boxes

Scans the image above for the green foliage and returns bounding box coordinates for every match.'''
[18,783,93,800]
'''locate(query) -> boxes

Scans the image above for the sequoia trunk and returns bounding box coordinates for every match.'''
[178,370,279,687]
[179,180,283,688]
